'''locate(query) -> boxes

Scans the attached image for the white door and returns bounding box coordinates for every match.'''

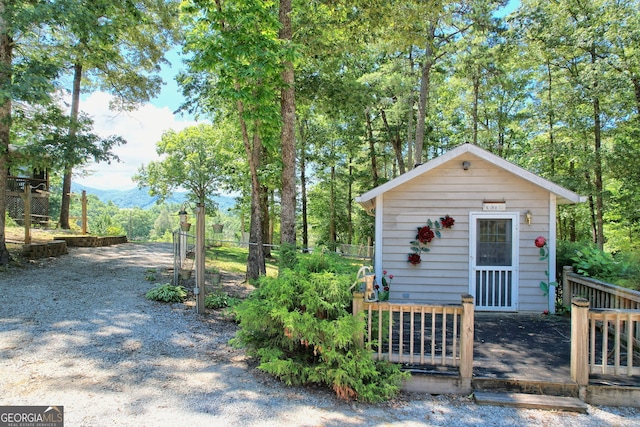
[470,212,519,311]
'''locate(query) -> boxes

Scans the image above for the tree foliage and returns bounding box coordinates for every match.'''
[133,123,236,210]
[232,253,409,402]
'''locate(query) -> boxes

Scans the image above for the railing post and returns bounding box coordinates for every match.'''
[352,292,365,348]
[563,266,574,309]
[571,297,590,400]
[460,294,474,390]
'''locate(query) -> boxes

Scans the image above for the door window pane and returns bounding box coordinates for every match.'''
[476,219,512,266]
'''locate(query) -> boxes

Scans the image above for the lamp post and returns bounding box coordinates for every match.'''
[178,202,206,314]
[194,203,206,314]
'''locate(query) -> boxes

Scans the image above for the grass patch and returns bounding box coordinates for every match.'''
[205,245,278,277]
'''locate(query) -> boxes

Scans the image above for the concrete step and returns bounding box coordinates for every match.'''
[474,391,588,413]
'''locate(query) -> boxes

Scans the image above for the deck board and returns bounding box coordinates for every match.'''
[474,391,588,413]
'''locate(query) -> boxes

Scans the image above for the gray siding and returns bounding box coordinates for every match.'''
[379,153,552,312]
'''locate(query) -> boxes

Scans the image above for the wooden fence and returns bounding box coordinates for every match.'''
[566,267,640,392]
[352,293,474,386]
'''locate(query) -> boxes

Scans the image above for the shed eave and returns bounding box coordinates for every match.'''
[355,143,585,207]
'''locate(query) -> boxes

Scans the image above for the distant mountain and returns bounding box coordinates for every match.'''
[71,183,236,212]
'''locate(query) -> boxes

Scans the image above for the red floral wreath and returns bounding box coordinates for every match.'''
[416,226,435,244]
[408,216,455,266]
[407,253,421,265]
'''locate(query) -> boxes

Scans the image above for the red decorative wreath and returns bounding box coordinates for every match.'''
[440,215,455,229]
[408,253,422,266]
[416,226,435,244]
[408,216,455,266]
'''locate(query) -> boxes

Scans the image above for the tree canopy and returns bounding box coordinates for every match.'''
[4,0,640,269]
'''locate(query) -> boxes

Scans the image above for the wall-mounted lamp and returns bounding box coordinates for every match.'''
[462,161,471,170]
[525,210,532,225]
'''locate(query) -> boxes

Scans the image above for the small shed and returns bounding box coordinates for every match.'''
[355,143,585,313]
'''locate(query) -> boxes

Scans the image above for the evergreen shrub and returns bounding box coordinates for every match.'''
[232,255,408,402]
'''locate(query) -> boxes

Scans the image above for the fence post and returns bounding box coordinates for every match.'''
[460,294,474,390]
[562,266,574,309]
[571,297,589,400]
[352,292,365,348]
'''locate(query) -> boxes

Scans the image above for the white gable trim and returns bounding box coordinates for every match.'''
[374,194,383,286]
[548,192,557,313]
[355,144,586,206]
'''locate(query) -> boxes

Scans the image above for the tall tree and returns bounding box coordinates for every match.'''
[279,0,296,249]
[55,0,178,229]
[0,0,61,265]
[181,0,282,281]
[133,123,234,210]
[0,0,11,265]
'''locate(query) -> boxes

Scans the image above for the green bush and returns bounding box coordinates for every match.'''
[557,241,640,290]
[295,250,355,275]
[571,245,618,281]
[145,283,187,303]
[232,268,409,402]
[278,242,298,272]
[610,251,640,290]
[205,291,241,309]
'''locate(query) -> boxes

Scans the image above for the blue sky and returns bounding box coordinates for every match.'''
[75,48,198,190]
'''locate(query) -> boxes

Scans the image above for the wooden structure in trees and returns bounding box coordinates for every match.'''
[6,171,51,226]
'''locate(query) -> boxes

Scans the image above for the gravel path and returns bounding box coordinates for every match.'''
[2,242,640,426]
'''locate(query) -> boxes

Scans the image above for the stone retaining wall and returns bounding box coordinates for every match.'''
[23,240,68,259]
[53,235,128,247]
[22,236,128,259]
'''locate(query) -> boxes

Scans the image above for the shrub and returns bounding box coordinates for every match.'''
[232,268,409,402]
[611,251,640,290]
[144,269,157,282]
[571,245,618,281]
[278,242,298,272]
[205,291,241,309]
[295,250,354,275]
[145,283,187,303]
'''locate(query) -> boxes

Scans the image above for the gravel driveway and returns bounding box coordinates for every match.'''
[1,242,640,426]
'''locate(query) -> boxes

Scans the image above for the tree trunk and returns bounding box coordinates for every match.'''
[546,61,556,175]
[415,39,434,164]
[299,119,309,252]
[0,11,12,265]
[591,48,605,250]
[365,109,379,186]
[279,0,296,247]
[472,73,479,145]
[329,164,336,250]
[60,62,83,229]
[593,94,605,250]
[237,98,265,281]
[406,48,415,169]
[632,76,640,120]
[347,155,353,244]
[261,184,271,258]
[380,108,405,175]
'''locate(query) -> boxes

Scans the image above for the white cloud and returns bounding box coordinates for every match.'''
[74,91,199,190]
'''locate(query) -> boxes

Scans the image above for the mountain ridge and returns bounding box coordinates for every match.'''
[71,183,236,212]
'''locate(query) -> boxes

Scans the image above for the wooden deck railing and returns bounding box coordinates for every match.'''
[588,308,640,376]
[352,293,474,386]
[563,266,640,310]
[572,298,640,391]
[563,266,640,360]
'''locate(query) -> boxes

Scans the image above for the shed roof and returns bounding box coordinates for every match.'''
[356,144,586,210]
